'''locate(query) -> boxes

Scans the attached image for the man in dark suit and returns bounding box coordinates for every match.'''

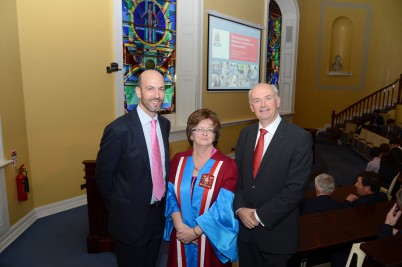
[301,173,344,215]
[369,109,385,133]
[95,69,170,267]
[345,171,388,206]
[381,119,401,138]
[234,83,313,266]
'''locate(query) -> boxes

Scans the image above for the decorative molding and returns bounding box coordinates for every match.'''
[0,209,36,253]
[316,0,371,90]
[327,71,353,76]
[35,195,87,219]
[169,118,259,143]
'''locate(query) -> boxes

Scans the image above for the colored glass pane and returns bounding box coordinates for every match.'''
[122,0,176,113]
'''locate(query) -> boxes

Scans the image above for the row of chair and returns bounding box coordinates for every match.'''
[339,122,390,160]
[352,128,389,160]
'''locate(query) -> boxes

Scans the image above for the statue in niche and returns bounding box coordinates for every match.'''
[331,55,343,71]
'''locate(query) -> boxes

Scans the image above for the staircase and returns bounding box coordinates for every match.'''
[330,74,402,130]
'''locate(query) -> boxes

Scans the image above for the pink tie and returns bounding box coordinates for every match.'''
[151,119,165,200]
[253,129,268,178]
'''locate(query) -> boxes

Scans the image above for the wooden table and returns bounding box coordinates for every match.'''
[361,235,402,267]
[299,201,401,253]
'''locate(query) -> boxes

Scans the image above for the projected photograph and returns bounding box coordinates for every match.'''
[207,14,262,91]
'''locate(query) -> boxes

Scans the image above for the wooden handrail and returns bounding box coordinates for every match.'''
[331,74,402,128]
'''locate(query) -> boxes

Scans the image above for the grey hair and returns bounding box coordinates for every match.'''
[315,173,336,194]
[248,83,279,104]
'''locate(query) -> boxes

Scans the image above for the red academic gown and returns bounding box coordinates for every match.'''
[164,149,238,267]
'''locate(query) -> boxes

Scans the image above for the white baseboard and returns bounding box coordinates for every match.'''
[0,194,87,253]
[35,195,87,219]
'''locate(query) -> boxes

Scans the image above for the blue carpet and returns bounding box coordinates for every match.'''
[0,206,117,267]
[313,133,368,187]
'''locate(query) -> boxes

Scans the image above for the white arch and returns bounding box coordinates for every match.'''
[264,0,299,115]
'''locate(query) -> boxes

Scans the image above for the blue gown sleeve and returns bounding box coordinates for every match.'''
[195,188,239,263]
[163,182,181,241]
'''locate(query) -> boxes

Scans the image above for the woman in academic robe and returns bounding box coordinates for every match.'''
[164,108,238,267]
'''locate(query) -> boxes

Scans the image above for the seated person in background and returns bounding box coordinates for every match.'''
[390,136,402,149]
[381,119,401,139]
[345,171,388,206]
[300,173,345,215]
[366,147,381,173]
[369,109,385,133]
[379,142,391,157]
[378,147,401,189]
[378,188,402,239]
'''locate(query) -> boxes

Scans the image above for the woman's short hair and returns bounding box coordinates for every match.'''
[186,108,221,146]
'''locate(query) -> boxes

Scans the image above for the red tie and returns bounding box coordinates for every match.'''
[253,129,268,177]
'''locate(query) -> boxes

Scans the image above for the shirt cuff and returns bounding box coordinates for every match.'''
[254,211,265,227]
[235,208,242,216]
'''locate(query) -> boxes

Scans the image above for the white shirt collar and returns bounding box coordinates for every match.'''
[136,105,157,126]
[259,115,281,133]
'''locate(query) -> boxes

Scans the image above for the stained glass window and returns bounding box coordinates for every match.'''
[122,0,176,113]
[266,0,281,89]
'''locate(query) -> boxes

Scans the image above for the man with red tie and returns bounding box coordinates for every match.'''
[95,69,170,267]
[234,83,313,266]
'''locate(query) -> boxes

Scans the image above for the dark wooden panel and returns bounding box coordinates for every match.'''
[82,160,114,253]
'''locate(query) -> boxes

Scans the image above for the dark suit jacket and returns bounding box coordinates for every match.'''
[300,195,345,215]
[95,110,170,244]
[378,224,402,239]
[234,119,313,254]
[344,192,388,207]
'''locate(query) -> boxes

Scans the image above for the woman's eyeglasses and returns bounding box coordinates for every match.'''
[192,128,215,135]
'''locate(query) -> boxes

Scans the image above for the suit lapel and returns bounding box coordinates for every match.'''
[157,115,170,178]
[264,119,287,159]
[130,111,151,173]
[255,119,287,178]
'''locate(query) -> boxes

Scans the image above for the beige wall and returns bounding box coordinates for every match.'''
[2,0,401,228]
[16,0,115,209]
[1,0,116,224]
[293,0,402,128]
[0,0,34,225]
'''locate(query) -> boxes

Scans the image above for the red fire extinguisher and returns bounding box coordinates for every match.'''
[16,164,29,201]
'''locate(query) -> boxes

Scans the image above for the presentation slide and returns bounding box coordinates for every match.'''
[208,14,261,91]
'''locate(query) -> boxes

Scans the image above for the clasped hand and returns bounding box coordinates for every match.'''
[176,225,198,245]
[237,208,259,229]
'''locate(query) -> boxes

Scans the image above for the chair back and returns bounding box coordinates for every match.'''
[346,242,366,267]
[371,134,383,147]
[344,122,357,133]
[380,172,399,201]
[358,128,368,139]
[364,131,376,144]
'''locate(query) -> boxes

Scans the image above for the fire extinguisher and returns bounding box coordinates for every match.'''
[16,164,29,201]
